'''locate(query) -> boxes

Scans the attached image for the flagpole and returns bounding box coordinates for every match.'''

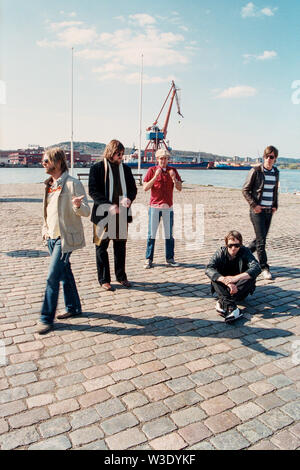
[138,53,143,172]
[71,47,74,176]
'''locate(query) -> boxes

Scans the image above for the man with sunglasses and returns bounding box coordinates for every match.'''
[206,231,261,322]
[143,148,182,268]
[243,146,279,280]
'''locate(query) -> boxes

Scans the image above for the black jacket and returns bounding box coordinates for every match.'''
[88,161,137,225]
[205,246,261,282]
[242,164,279,209]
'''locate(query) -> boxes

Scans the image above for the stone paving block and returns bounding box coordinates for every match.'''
[105,427,147,450]
[78,439,108,450]
[49,398,80,416]
[70,425,104,446]
[267,374,293,389]
[55,372,85,388]
[100,412,139,436]
[196,381,228,399]
[270,429,300,450]
[0,378,9,391]
[189,441,215,450]
[258,363,282,376]
[83,375,115,392]
[249,440,280,450]
[121,392,149,409]
[111,367,141,382]
[248,380,276,396]
[39,417,71,438]
[0,399,27,418]
[275,386,300,402]
[0,425,40,450]
[28,435,72,450]
[166,376,195,394]
[26,380,55,396]
[204,411,241,434]
[26,393,55,408]
[170,406,206,427]
[185,358,213,372]
[178,422,212,445]
[69,408,100,430]
[210,430,250,450]
[222,375,247,390]
[142,417,176,440]
[164,390,202,412]
[95,398,126,419]
[132,371,169,390]
[258,408,294,431]
[9,372,38,387]
[281,402,300,420]
[237,419,273,444]
[131,352,157,365]
[107,381,135,397]
[81,364,112,380]
[133,402,169,422]
[232,402,264,421]
[165,365,190,379]
[290,422,300,438]
[190,369,222,386]
[227,386,256,405]
[254,393,285,411]
[137,360,165,375]
[0,386,28,404]
[0,418,9,435]
[200,396,235,416]
[150,432,187,450]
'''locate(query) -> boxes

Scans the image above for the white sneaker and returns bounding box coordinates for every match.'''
[144,259,153,269]
[216,301,226,316]
[166,259,179,267]
[262,269,273,280]
[225,306,243,323]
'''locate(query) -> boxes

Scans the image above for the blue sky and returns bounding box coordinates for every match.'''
[1,0,300,158]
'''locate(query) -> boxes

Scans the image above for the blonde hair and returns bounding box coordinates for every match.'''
[44,147,68,173]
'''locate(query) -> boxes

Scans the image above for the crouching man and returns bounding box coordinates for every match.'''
[205,230,261,323]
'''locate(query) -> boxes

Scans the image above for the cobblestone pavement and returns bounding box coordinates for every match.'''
[0,182,299,450]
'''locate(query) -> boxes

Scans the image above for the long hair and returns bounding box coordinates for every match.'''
[263,145,278,159]
[44,147,68,173]
[103,140,125,162]
[224,230,243,246]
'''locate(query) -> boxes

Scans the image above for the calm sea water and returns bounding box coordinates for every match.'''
[0,168,298,193]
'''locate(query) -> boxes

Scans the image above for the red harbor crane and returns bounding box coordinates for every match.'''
[144,80,183,162]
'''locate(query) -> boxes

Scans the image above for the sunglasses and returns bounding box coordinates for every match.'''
[42,159,49,164]
[227,243,241,249]
[265,154,275,160]
[115,152,124,157]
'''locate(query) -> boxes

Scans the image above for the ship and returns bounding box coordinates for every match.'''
[208,161,252,170]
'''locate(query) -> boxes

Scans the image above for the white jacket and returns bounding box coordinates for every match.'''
[42,172,90,253]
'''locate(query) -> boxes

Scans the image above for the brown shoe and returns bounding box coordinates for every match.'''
[38,323,53,335]
[118,280,132,288]
[57,312,82,320]
[101,283,115,292]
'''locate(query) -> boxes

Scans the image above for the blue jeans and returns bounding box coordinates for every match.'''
[41,238,81,325]
[145,208,174,261]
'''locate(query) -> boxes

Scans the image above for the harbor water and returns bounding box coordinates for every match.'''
[0,168,298,194]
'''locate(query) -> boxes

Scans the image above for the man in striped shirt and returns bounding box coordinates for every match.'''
[242,146,279,280]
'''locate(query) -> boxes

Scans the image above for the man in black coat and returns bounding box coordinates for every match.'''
[205,230,261,323]
[88,140,137,291]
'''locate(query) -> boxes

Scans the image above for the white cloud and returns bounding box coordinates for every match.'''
[257,50,277,60]
[37,14,190,84]
[129,14,156,27]
[215,86,258,99]
[69,12,77,18]
[241,2,278,18]
[179,25,189,32]
[261,7,277,16]
[241,2,256,18]
[243,50,277,62]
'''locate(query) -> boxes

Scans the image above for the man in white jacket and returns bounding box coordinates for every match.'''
[38,148,90,335]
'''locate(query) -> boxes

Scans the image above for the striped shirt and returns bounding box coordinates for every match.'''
[261,167,276,207]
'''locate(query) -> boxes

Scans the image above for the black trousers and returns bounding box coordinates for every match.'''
[211,278,256,310]
[248,209,273,270]
[95,239,127,285]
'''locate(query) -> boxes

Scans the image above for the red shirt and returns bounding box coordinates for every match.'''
[143,165,182,208]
